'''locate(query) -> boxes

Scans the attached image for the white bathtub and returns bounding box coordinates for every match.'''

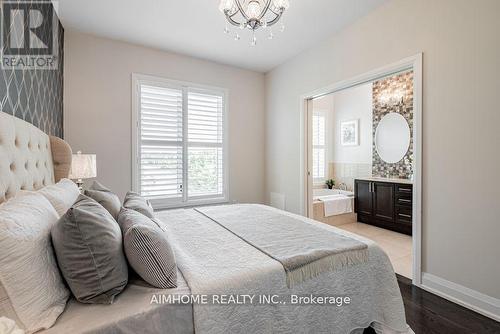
[312,188,356,225]
[313,188,354,201]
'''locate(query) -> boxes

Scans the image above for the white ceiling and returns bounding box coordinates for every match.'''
[57,0,387,73]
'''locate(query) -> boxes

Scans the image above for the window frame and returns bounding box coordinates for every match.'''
[132,73,229,210]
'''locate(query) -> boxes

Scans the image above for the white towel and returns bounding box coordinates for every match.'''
[0,317,24,334]
[319,194,353,217]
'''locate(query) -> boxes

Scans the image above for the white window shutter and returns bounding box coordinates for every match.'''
[136,78,227,208]
[187,91,224,197]
[139,84,184,200]
[312,112,326,180]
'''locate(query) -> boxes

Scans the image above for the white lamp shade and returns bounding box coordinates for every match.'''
[68,153,97,180]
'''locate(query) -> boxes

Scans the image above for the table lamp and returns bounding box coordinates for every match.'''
[68,151,97,192]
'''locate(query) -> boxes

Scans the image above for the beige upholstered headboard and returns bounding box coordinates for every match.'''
[0,112,72,203]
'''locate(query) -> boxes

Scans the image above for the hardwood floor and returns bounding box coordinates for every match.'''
[364,274,500,334]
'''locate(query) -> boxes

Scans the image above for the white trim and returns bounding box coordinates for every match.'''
[412,54,423,286]
[301,99,314,218]
[421,272,500,322]
[131,73,229,209]
[131,74,140,192]
[299,53,423,287]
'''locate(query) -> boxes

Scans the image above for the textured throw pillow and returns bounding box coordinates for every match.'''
[84,181,121,219]
[38,178,80,217]
[118,208,177,289]
[123,191,154,219]
[51,195,128,304]
[0,192,70,332]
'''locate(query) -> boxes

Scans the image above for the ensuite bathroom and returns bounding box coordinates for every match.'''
[310,71,415,278]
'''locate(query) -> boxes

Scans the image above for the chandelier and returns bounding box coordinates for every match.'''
[219,0,290,46]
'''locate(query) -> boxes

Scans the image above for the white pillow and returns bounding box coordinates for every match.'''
[0,316,24,334]
[38,179,80,217]
[0,192,70,333]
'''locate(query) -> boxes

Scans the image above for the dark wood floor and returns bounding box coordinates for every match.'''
[364,274,500,334]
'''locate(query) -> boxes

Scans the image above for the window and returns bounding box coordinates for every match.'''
[312,111,326,182]
[133,75,227,208]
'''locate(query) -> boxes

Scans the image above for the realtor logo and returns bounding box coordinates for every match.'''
[1,0,59,69]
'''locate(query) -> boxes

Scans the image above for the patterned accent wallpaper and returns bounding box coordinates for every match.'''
[0,1,64,137]
[372,71,414,179]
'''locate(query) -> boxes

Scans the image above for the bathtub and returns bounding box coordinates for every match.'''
[313,188,354,201]
[312,188,356,227]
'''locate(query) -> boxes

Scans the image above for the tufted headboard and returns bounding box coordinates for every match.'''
[0,112,72,203]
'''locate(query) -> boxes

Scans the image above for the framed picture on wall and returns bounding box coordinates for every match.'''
[340,119,359,146]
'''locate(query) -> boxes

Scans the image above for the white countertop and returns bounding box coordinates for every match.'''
[355,176,413,185]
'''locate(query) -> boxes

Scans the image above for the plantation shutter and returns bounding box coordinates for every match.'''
[139,84,184,200]
[187,90,224,198]
[136,77,227,207]
[312,111,326,180]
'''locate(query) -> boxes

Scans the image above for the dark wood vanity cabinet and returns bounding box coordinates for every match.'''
[354,179,412,235]
[355,181,373,216]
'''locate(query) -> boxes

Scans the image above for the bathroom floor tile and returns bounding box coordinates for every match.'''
[373,232,413,253]
[379,243,408,262]
[392,255,413,278]
[336,222,413,278]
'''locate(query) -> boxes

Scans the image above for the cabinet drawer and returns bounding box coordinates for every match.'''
[396,196,412,207]
[395,184,413,195]
[396,206,412,225]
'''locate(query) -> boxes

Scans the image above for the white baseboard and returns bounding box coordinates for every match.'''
[421,272,500,322]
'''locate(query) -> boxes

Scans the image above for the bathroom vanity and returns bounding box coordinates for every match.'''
[354,177,413,235]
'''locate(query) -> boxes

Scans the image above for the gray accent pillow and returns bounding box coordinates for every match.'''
[84,181,121,220]
[118,208,177,289]
[123,191,154,219]
[51,195,128,304]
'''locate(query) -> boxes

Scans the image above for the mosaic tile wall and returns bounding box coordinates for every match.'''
[372,71,413,179]
[0,1,64,137]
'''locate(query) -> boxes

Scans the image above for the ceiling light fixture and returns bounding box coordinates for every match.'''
[219,0,290,46]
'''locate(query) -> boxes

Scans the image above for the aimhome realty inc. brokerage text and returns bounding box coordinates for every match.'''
[151,294,353,307]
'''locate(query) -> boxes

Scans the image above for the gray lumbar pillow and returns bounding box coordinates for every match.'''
[123,191,154,219]
[118,208,177,289]
[51,195,128,304]
[84,181,121,220]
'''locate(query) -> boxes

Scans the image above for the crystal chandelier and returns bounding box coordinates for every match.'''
[219,0,290,46]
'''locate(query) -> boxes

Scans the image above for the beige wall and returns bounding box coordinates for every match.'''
[64,30,266,204]
[265,0,500,301]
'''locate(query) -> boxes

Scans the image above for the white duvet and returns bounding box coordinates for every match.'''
[156,205,413,334]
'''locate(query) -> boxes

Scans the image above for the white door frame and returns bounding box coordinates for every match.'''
[299,53,423,286]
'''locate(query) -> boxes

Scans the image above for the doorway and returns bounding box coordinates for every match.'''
[300,54,422,285]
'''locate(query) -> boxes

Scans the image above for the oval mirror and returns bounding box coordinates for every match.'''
[375,113,410,163]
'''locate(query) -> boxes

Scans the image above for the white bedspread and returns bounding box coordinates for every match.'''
[156,205,412,334]
[195,204,368,288]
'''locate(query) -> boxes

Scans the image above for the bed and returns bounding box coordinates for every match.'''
[0,111,412,334]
